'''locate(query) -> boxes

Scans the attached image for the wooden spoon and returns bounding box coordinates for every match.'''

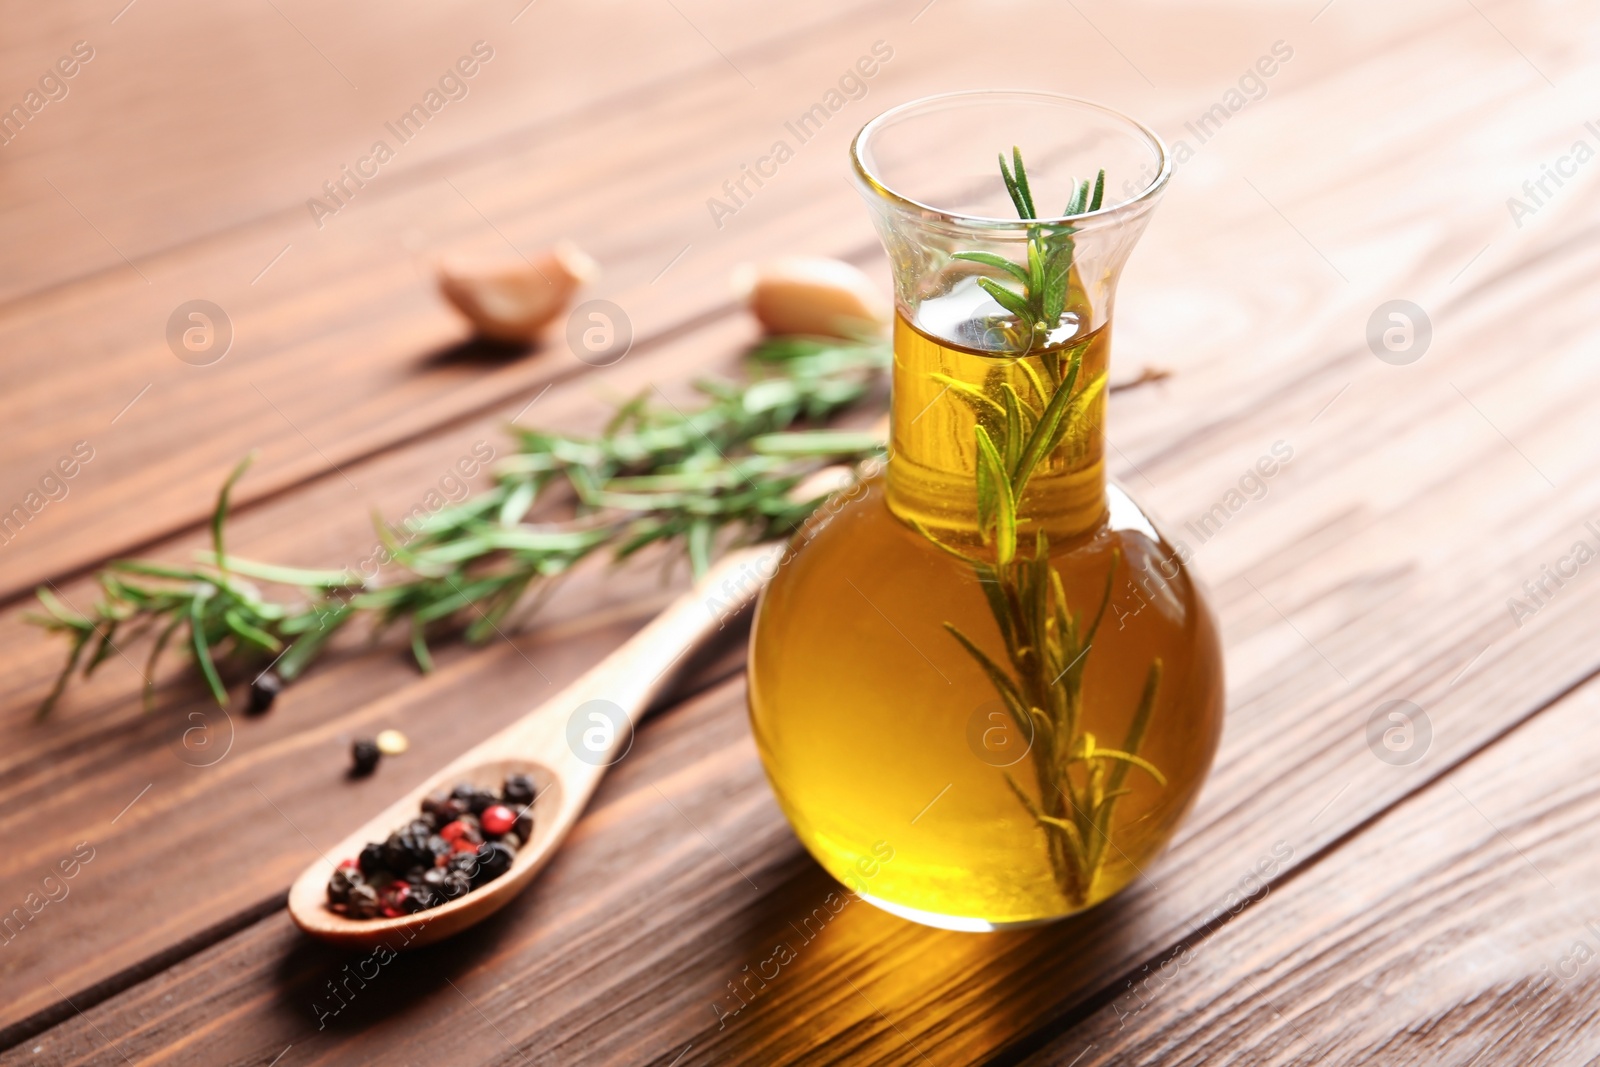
[287,540,785,950]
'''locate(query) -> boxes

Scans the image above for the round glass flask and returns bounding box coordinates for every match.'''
[748,92,1224,929]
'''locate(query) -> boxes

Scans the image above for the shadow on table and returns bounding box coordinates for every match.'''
[682,861,1149,1066]
[421,335,543,367]
[273,892,551,1043]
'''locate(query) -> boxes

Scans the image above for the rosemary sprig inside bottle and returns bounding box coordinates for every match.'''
[951,148,1104,356]
[926,148,1165,907]
[29,336,888,717]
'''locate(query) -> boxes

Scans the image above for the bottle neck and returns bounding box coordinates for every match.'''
[886,313,1110,545]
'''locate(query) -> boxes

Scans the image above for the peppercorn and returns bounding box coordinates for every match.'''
[440,869,473,899]
[327,865,363,906]
[451,783,497,814]
[383,830,435,874]
[479,804,516,838]
[350,738,381,777]
[502,773,537,808]
[514,813,534,841]
[422,790,463,821]
[358,842,387,877]
[471,841,515,886]
[346,883,380,920]
[248,672,283,716]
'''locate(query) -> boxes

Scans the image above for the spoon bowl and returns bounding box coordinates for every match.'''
[287,756,567,950]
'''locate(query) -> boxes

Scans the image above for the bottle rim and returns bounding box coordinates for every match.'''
[850,90,1172,232]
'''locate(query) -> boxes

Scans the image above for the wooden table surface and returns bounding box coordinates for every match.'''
[3,1,1598,1063]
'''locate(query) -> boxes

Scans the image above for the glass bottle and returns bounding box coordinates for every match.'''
[748,92,1224,929]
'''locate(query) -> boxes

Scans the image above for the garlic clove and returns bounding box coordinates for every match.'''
[438,240,599,343]
[734,256,889,338]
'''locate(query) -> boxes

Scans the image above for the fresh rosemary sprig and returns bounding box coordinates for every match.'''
[952,148,1105,353]
[930,149,1165,906]
[30,336,889,716]
[30,453,359,718]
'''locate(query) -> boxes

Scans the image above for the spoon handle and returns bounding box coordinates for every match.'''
[502,541,781,764]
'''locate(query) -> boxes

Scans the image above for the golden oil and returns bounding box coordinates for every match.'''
[748,312,1224,928]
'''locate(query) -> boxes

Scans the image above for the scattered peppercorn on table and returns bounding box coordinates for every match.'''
[3,3,1598,1065]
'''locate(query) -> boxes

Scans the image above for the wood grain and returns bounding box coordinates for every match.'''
[0,0,893,300]
[1021,678,1600,1066]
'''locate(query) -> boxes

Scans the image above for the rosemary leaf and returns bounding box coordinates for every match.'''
[212,453,255,583]
[944,622,1027,712]
[973,424,1015,563]
[976,277,1033,325]
[1001,387,1025,474]
[193,554,356,588]
[951,251,1032,286]
[223,608,282,653]
[1010,344,1085,490]
[1080,747,1167,787]
[1011,146,1037,218]
[188,592,228,707]
[410,618,435,673]
[999,152,1030,219]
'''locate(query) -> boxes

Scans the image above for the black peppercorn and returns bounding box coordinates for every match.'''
[248,672,283,715]
[327,866,363,906]
[448,782,496,814]
[350,738,381,777]
[358,842,386,876]
[440,869,473,899]
[471,841,515,886]
[384,830,437,874]
[422,790,463,821]
[502,773,537,808]
[402,885,435,912]
[346,883,380,919]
